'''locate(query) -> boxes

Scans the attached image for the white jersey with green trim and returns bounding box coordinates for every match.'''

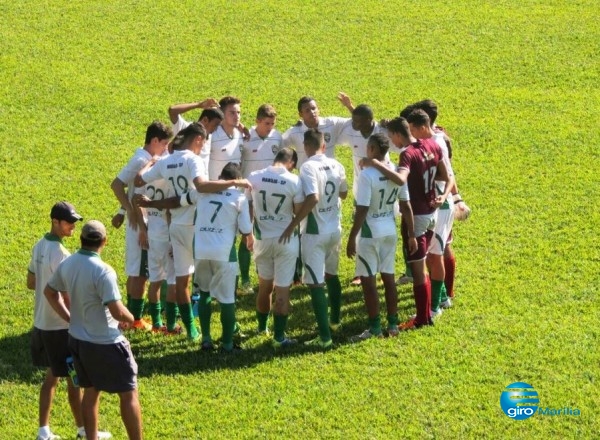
[173,115,211,171]
[355,164,399,238]
[181,187,252,262]
[241,127,283,178]
[282,116,350,167]
[246,165,305,239]
[116,147,153,205]
[208,125,243,181]
[29,234,70,330]
[141,149,207,226]
[299,154,347,235]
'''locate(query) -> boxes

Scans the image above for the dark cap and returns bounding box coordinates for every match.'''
[81,220,107,241]
[50,201,83,223]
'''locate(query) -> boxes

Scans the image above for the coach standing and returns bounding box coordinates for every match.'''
[44,220,143,440]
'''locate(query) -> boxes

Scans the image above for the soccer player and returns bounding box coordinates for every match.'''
[280,130,348,348]
[110,121,173,331]
[282,94,351,168]
[246,147,304,348]
[364,113,454,329]
[346,134,401,340]
[28,203,111,440]
[135,122,251,341]
[44,221,141,440]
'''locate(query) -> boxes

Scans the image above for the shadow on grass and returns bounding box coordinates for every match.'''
[0,329,46,384]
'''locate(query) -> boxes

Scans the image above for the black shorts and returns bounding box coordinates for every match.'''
[68,336,138,393]
[30,327,70,377]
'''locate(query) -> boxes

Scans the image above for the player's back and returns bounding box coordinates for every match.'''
[400,138,442,215]
[356,165,399,238]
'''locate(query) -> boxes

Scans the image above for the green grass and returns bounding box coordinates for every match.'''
[1,0,599,438]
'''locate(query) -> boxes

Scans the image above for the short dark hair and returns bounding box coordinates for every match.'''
[219,96,241,110]
[303,129,323,151]
[352,104,373,121]
[257,104,277,119]
[367,133,390,155]
[274,147,298,168]
[386,117,411,138]
[80,237,103,248]
[199,107,224,122]
[399,104,416,119]
[145,121,173,145]
[172,122,207,150]
[219,162,242,180]
[413,99,438,125]
[297,96,315,112]
[406,109,430,127]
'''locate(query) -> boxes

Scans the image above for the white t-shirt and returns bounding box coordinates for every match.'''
[241,127,283,178]
[47,250,124,345]
[173,115,212,171]
[208,125,243,181]
[141,149,207,225]
[180,188,252,262]
[299,154,347,235]
[116,147,153,209]
[28,234,70,330]
[355,164,399,238]
[246,165,305,239]
[282,117,350,167]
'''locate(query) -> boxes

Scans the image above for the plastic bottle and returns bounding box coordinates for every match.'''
[66,356,79,387]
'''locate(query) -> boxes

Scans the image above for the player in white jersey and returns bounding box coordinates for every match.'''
[111,121,173,331]
[246,148,304,348]
[168,99,223,170]
[282,94,352,168]
[346,134,401,340]
[208,96,244,181]
[27,203,110,440]
[239,104,284,295]
[280,130,348,348]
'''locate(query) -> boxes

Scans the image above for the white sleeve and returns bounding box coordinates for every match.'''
[237,196,253,235]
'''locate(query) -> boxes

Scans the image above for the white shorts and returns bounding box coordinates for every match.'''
[194,259,237,304]
[414,213,436,238]
[169,223,194,277]
[125,223,148,277]
[429,205,454,256]
[253,237,299,287]
[301,231,341,285]
[148,239,176,284]
[355,235,397,277]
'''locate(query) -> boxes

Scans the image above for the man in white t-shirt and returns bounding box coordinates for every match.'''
[111,121,173,331]
[346,134,401,341]
[280,130,348,349]
[246,148,303,348]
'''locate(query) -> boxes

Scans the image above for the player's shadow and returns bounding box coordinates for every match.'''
[0,329,47,383]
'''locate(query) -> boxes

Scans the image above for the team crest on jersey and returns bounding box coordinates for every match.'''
[239,144,243,154]
[271,144,280,155]
[324,133,331,143]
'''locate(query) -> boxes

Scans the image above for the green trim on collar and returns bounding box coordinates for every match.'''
[44,233,63,243]
[77,249,100,258]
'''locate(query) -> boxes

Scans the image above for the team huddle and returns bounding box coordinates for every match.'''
[27,93,470,439]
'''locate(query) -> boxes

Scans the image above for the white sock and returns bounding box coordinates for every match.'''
[38,426,51,437]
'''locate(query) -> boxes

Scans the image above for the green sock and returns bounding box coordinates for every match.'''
[198,291,212,343]
[440,283,449,302]
[179,302,199,339]
[165,302,178,331]
[431,279,445,311]
[325,276,342,325]
[387,313,399,329]
[149,302,162,327]
[238,241,251,284]
[273,314,288,342]
[368,315,382,335]
[220,303,236,351]
[256,311,270,332]
[310,287,331,342]
[160,281,168,311]
[129,298,145,320]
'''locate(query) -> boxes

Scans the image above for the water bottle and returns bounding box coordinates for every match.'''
[66,356,79,387]
[191,293,200,318]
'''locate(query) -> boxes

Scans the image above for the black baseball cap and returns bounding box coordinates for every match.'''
[50,201,83,223]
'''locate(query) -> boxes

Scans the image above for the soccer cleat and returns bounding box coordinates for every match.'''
[387,326,400,337]
[131,319,153,331]
[237,282,254,295]
[304,336,333,349]
[272,337,298,349]
[329,322,342,332]
[399,317,433,331]
[76,430,112,439]
[36,433,61,440]
[350,329,384,342]
[440,298,453,309]
[396,274,413,285]
[201,341,216,351]
[163,324,183,335]
[151,325,166,333]
[431,308,443,319]
[350,276,361,286]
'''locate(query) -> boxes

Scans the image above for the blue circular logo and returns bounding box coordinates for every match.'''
[500,382,539,420]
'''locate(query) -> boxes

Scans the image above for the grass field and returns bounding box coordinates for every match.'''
[1,1,599,438]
